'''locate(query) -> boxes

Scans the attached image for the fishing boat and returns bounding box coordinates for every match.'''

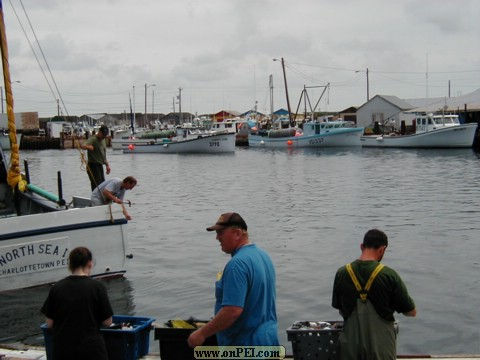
[249,59,363,148]
[122,127,236,154]
[249,120,363,148]
[360,114,477,148]
[111,130,175,150]
[0,0,131,292]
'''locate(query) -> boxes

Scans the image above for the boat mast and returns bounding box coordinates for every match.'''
[280,58,293,127]
[269,74,274,121]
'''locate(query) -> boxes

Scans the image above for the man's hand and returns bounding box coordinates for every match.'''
[187,329,206,348]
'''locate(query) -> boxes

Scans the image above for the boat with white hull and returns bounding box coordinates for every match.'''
[248,120,363,148]
[361,114,477,148]
[111,130,175,150]
[0,145,131,292]
[122,131,236,154]
[0,200,130,292]
[0,2,131,292]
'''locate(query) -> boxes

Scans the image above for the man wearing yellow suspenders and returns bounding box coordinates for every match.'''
[332,229,417,360]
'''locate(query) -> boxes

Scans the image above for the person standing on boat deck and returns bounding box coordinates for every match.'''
[41,247,113,360]
[187,212,279,347]
[332,229,416,360]
[81,125,110,191]
[90,176,137,220]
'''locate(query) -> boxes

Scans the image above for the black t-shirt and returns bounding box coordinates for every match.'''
[41,276,113,360]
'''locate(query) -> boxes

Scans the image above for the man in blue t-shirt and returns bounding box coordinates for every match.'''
[187,212,279,347]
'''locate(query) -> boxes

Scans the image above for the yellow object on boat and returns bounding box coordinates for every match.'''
[170,319,195,329]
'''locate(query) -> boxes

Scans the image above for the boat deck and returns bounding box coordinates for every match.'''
[1,345,479,360]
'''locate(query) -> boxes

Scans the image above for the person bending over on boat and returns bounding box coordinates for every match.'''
[332,229,416,360]
[90,176,137,220]
[41,247,113,360]
[187,212,279,348]
[81,125,110,191]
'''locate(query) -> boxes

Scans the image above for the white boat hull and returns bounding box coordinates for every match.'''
[248,128,363,148]
[122,132,236,154]
[0,205,129,292]
[360,123,477,148]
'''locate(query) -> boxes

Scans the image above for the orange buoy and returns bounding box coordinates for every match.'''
[287,140,293,146]
[128,144,134,150]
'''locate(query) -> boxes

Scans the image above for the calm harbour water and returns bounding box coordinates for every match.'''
[1,146,480,356]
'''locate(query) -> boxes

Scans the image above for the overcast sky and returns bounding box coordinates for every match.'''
[2,0,479,118]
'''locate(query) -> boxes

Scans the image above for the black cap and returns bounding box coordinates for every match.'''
[206,212,248,231]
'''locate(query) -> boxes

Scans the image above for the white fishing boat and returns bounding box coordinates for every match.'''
[249,120,363,148]
[111,130,175,150]
[0,1,131,292]
[360,114,477,148]
[122,129,236,154]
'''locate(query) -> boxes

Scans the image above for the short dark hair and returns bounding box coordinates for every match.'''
[123,176,137,185]
[99,125,109,136]
[362,229,388,249]
[68,247,93,272]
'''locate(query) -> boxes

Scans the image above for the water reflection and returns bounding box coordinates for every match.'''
[0,277,135,345]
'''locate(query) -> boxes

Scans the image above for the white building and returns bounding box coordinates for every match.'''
[356,88,480,130]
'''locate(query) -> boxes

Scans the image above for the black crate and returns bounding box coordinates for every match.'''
[41,315,154,360]
[154,326,217,360]
[286,321,343,360]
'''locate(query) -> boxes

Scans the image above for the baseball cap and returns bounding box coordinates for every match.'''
[206,212,248,231]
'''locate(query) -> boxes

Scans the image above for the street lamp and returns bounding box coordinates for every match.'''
[145,83,156,128]
[356,68,369,102]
